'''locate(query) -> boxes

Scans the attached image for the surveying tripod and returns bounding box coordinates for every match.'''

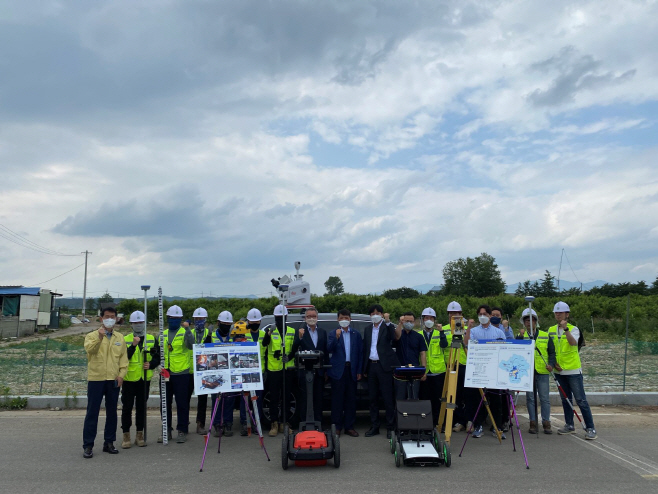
[438,318,502,445]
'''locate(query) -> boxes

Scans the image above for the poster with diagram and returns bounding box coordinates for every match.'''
[464,339,535,392]
[193,341,263,395]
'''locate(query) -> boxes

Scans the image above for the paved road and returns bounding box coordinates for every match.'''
[1,406,657,493]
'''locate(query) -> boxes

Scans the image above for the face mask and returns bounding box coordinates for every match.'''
[194,319,206,330]
[338,320,350,328]
[478,315,490,325]
[218,323,231,336]
[371,314,383,324]
[103,318,116,329]
[247,323,260,331]
[275,316,284,330]
[490,316,502,325]
[306,318,317,326]
[403,322,414,331]
[131,322,146,335]
[168,318,181,331]
[424,320,435,329]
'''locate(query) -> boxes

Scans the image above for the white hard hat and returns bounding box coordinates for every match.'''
[553,301,570,313]
[193,307,208,318]
[447,301,462,312]
[421,307,436,318]
[273,304,288,316]
[129,310,145,323]
[520,308,538,323]
[166,305,183,317]
[247,308,262,322]
[217,310,233,323]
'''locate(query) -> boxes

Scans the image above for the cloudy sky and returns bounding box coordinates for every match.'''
[1,0,657,299]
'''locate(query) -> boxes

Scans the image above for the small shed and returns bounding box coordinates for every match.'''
[0,286,62,338]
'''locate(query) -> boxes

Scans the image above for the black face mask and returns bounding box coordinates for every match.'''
[275,316,284,331]
[218,324,231,336]
[248,323,260,331]
[490,316,502,325]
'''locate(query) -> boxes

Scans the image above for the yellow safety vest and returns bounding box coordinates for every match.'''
[442,324,467,366]
[245,330,266,370]
[190,327,210,374]
[163,327,191,373]
[124,333,156,382]
[424,329,447,374]
[550,323,581,371]
[266,326,295,372]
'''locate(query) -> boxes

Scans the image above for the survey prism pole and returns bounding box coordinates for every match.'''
[141,285,150,441]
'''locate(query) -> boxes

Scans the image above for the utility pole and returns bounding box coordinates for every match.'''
[81,250,91,320]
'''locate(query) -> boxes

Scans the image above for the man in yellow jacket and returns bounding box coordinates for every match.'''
[82,306,128,459]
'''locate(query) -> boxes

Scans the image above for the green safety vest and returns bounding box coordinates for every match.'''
[266,326,295,372]
[423,329,447,374]
[190,328,210,374]
[124,333,157,382]
[211,331,232,344]
[550,323,581,371]
[519,329,556,375]
[245,330,266,370]
[163,327,191,373]
[442,324,468,366]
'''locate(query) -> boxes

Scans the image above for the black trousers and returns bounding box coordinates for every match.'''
[419,373,445,426]
[450,365,467,427]
[298,370,324,424]
[187,374,209,425]
[467,387,504,428]
[330,367,357,431]
[367,361,395,430]
[161,374,189,433]
[121,379,149,432]
[267,369,295,424]
[83,380,120,450]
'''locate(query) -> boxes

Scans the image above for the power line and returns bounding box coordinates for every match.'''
[0,224,81,256]
[562,249,582,285]
[30,262,86,286]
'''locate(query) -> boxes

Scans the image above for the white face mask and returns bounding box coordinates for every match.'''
[478,315,490,325]
[424,320,435,329]
[371,314,383,324]
[403,322,414,331]
[132,322,146,334]
[338,320,350,328]
[306,318,317,326]
[103,318,116,329]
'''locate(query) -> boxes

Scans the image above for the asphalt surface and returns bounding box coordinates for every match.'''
[1,406,657,493]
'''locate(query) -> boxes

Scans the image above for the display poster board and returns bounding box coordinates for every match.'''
[193,341,264,395]
[464,339,535,392]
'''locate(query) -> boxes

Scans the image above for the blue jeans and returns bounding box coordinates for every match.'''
[526,373,550,422]
[556,373,595,429]
[83,380,120,450]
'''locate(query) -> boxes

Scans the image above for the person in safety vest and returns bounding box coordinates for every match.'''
[551,302,597,440]
[418,307,448,427]
[516,308,556,434]
[188,307,212,435]
[159,305,193,444]
[82,306,128,459]
[210,310,236,437]
[442,301,469,432]
[238,308,267,436]
[121,311,159,448]
[261,304,296,437]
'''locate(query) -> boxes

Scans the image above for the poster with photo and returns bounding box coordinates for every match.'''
[193,341,264,395]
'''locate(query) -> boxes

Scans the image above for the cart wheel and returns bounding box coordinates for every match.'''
[281,427,289,470]
[331,424,337,435]
[432,429,440,450]
[389,435,396,454]
[443,442,451,468]
[394,440,402,468]
[333,432,340,469]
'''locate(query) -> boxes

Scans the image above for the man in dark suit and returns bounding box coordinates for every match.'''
[327,308,363,437]
[362,304,402,439]
[290,307,328,427]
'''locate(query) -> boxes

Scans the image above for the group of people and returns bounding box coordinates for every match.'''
[81,299,597,458]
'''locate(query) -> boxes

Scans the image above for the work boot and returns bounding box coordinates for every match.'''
[528,421,538,434]
[102,442,119,454]
[223,423,234,437]
[452,423,465,433]
[278,422,284,433]
[212,424,221,437]
[269,421,279,437]
[121,432,132,449]
[135,431,146,447]
[542,420,553,434]
[196,422,207,435]
[240,422,249,436]
[176,431,187,443]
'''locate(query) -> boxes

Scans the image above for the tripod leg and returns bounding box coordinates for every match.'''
[480,389,502,443]
[510,392,529,469]
[459,392,484,457]
[200,393,220,472]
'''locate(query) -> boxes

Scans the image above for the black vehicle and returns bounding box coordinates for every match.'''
[258,312,376,427]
